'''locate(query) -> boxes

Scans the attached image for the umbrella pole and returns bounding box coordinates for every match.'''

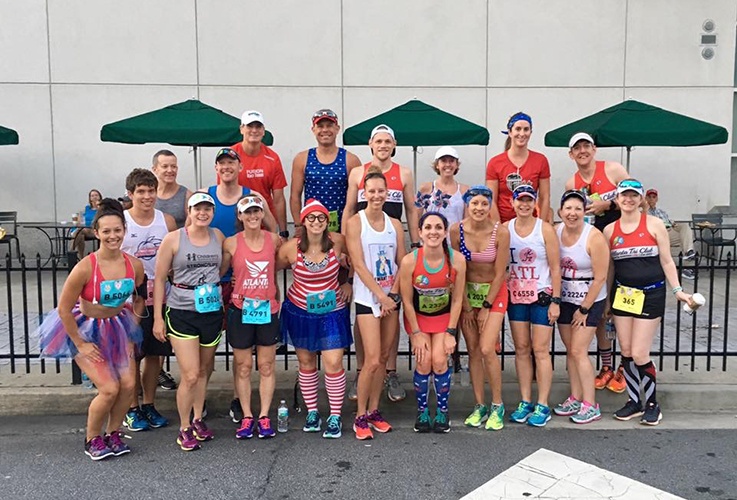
[413,146,418,182]
[626,147,631,172]
[194,146,201,188]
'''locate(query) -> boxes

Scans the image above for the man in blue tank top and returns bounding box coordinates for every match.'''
[290,109,362,233]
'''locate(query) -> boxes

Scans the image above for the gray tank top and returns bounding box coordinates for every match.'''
[167,228,222,310]
[155,185,188,228]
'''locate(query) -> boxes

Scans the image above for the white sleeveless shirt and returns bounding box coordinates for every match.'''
[353,210,398,317]
[557,223,607,305]
[508,218,552,303]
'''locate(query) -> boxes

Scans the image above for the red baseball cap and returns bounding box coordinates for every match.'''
[646,188,658,196]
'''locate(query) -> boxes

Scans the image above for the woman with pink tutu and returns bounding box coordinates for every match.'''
[38,198,146,460]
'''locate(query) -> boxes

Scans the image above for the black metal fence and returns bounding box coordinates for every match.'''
[1,251,734,384]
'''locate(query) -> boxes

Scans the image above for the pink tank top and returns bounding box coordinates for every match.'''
[80,252,135,303]
[230,231,279,313]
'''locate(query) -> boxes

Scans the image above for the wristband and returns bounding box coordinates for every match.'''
[346,277,354,285]
[411,329,421,336]
[672,286,683,295]
[410,242,422,249]
[446,327,458,336]
[387,292,402,306]
[278,230,290,238]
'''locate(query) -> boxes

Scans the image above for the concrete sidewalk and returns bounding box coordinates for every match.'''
[1,361,735,418]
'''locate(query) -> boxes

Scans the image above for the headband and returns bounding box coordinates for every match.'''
[501,112,532,135]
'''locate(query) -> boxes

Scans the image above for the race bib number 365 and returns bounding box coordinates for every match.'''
[613,286,644,315]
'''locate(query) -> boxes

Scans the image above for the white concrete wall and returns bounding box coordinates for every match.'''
[0,0,735,224]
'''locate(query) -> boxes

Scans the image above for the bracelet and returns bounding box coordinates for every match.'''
[672,286,683,295]
[411,329,421,336]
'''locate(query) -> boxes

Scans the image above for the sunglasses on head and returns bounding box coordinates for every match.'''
[312,109,337,120]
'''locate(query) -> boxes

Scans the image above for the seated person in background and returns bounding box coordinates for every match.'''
[646,188,695,278]
[70,189,102,259]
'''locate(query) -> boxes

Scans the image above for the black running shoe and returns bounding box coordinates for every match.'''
[613,400,644,421]
[413,409,432,433]
[433,411,451,434]
[640,402,662,426]
[229,398,243,423]
[157,370,178,391]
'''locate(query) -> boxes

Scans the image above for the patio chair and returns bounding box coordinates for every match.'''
[692,213,736,265]
[0,211,21,262]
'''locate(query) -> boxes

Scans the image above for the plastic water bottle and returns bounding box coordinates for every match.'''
[460,358,470,387]
[81,372,94,390]
[277,400,289,433]
[605,319,616,340]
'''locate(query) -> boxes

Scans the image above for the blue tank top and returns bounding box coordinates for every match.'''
[208,185,250,283]
[304,147,348,232]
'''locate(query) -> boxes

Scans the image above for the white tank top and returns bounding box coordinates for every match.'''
[353,210,398,317]
[122,209,169,280]
[428,181,465,229]
[557,224,607,305]
[508,218,552,296]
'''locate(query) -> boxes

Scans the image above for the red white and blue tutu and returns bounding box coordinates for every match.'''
[280,297,352,352]
[38,304,143,375]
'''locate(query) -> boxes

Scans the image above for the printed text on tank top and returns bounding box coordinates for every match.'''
[230,230,278,314]
[357,163,404,208]
[508,218,552,304]
[458,221,498,263]
[574,161,617,202]
[412,248,455,316]
[557,223,607,305]
[80,252,136,308]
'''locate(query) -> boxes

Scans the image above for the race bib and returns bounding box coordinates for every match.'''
[613,285,644,315]
[509,278,538,305]
[418,293,449,314]
[194,284,221,313]
[328,211,339,232]
[145,279,155,307]
[241,299,271,324]
[561,280,590,306]
[98,278,134,308]
[306,290,336,315]
[465,282,490,309]
[145,279,169,307]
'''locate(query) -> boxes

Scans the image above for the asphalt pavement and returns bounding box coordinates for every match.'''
[1,413,735,500]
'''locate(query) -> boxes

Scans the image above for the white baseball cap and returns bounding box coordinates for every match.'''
[434,146,459,161]
[370,124,396,141]
[188,192,216,208]
[568,132,595,149]
[241,110,265,126]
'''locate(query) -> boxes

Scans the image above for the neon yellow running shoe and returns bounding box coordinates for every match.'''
[485,403,505,431]
[464,404,488,427]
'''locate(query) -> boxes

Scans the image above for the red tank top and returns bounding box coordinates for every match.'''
[357,162,405,220]
[80,252,135,303]
[230,231,279,313]
[574,161,617,200]
[286,245,344,311]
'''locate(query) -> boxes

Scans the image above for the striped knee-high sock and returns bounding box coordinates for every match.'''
[324,370,346,417]
[298,369,319,413]
[621,356,640,404]
[433,369,452,413]
[636,361,657,406]
[413,371,430,411]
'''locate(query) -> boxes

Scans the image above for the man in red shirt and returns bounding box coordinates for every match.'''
[231,110,289,238]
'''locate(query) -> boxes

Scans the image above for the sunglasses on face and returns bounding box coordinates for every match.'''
[305,214,328,223]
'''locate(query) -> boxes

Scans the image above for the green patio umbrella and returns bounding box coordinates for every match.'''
[100,99,274,184]
[544,99,728,169]
[343,99,489,177]
[0,125,19,145]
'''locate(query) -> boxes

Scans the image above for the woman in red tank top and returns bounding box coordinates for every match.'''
[603,179,698,426]
[38,199,146,460]
[222,194,282,439]
[399,212,466,433]
[277,199,352,438]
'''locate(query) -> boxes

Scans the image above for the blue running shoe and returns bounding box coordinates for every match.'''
[123,407,150,432]
[141,404,168,428]
[509,401,535,423]
[258,416,275,439]
[527,404,552,427]
[236,416,255,439]
[322,415,342,439]
[303,410,322,433]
